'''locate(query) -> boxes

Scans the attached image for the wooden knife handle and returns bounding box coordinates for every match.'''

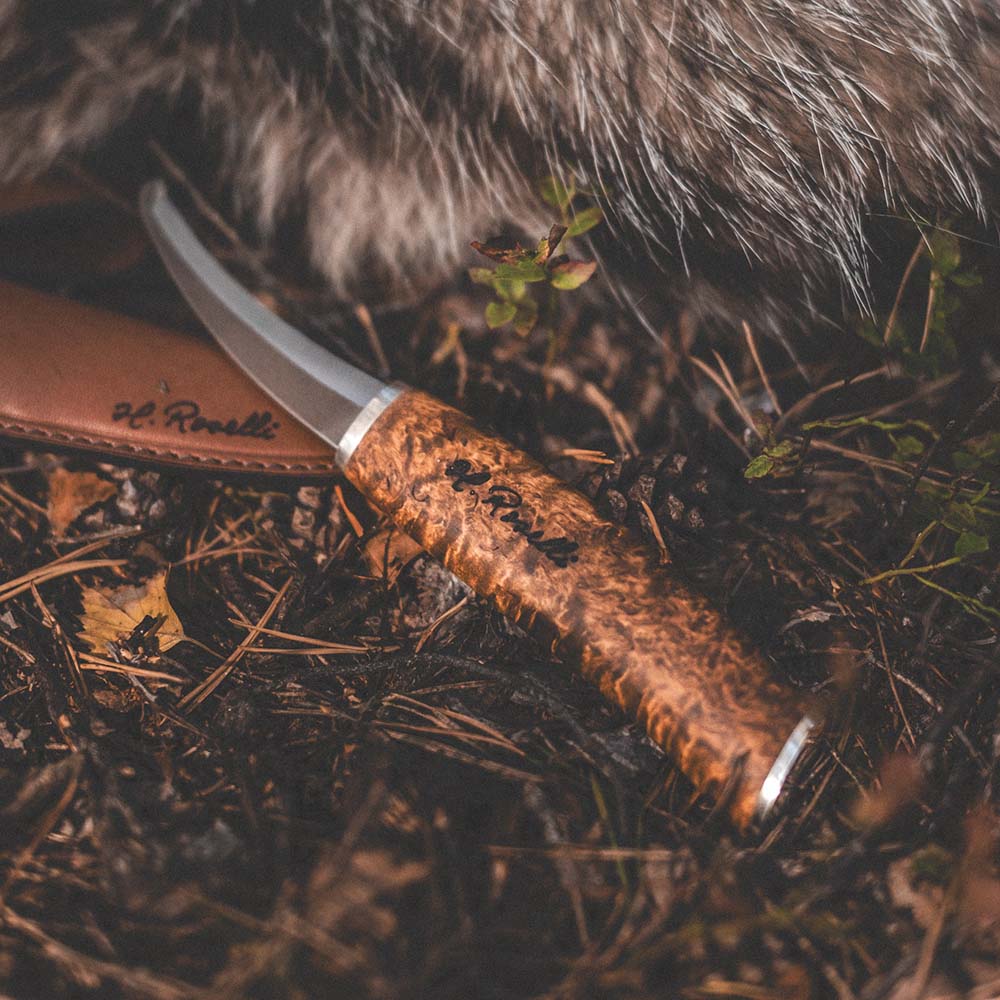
[344,389,813,829]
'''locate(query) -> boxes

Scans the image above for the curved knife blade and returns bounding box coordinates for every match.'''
[139,181,387,456]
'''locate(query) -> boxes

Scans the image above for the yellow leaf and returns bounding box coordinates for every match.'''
[78,571,184,654]
[45,467,116,538]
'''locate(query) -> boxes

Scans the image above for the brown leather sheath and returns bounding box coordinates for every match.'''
[0,280,337,475]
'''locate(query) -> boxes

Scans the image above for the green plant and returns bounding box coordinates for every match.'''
[469,176,602,336]
[953,431,1000,475]
[857,225,981,378]
[801,416,939,465]
[743,438,799,480]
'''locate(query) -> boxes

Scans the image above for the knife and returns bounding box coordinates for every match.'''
[140,180,816,830]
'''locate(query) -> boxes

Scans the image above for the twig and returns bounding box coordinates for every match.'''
[354,302,391,379]
[1,904,209,1000]
[776,367,887,433]
[0,755,81,902]
[873,608,915,749]
[742,320,782,415]
[0,559,126,605]
[226,620,368,653]
[415,594,470,651]
[638,500,670,565]
[900,382,1000,519]
[334,485,365,537]
[863,556,962,585]
[884,236,927,345]
[179,577,294,709]
[690,354,759,439]
[918,270,937,354]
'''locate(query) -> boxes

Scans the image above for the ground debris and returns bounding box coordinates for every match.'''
[0,171,998,999]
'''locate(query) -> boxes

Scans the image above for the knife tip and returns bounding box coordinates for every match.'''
[138,179,168,229]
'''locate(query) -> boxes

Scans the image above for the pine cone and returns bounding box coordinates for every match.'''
[584,449,733,544]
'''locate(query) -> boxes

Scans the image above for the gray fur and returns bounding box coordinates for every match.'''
[2,1,999,325]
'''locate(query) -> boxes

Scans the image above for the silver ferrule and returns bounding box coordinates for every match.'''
[335,383,405,467]
[754,714,816,823]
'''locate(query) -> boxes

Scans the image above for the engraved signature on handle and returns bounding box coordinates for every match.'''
[445,458,580,568]
[112,400,280,440]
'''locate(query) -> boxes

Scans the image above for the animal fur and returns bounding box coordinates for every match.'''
[2,1,1000,331]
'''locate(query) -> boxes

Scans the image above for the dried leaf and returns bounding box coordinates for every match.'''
[45,467,116,538]
[362,527,423,585]
[535,224,568,263]
[957,807,1000,946]
[0,724,30,751]
[78,571,184,653]
[853,752,924,828]
[91,687,142,714]
[887,853,949,931]
[470,238,527,264]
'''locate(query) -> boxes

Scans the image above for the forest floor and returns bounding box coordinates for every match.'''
[0,157,999,1000]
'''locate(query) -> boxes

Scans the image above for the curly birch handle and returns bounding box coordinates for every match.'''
[345,389,813,829]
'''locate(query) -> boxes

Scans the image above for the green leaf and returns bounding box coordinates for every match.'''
[892,434,925,462]
[942,501,980,534]
[495,260,547,283]
[949,271,982,288]
[540,175,575,210]
[856,319,884,348]
[512,300,539,337]
[485,300,517,329]
[953,432,1000,473]
[967,481,992,506]
[928,230,961,277]
[493,277,526,302]
[768,439,796,458]
[744,454,776,479]
[468,267,495,286]
[549,259,597,290]
[954,531,989,559]
[565,205,603,238]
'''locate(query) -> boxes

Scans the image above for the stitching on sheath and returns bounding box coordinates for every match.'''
[0,420,336,474]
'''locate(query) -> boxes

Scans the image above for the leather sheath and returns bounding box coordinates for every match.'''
[0,280,338,475]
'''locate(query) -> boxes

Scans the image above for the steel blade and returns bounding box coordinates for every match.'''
[140,181,391,460]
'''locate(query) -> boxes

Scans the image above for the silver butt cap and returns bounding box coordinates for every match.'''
[755,714,817,823]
